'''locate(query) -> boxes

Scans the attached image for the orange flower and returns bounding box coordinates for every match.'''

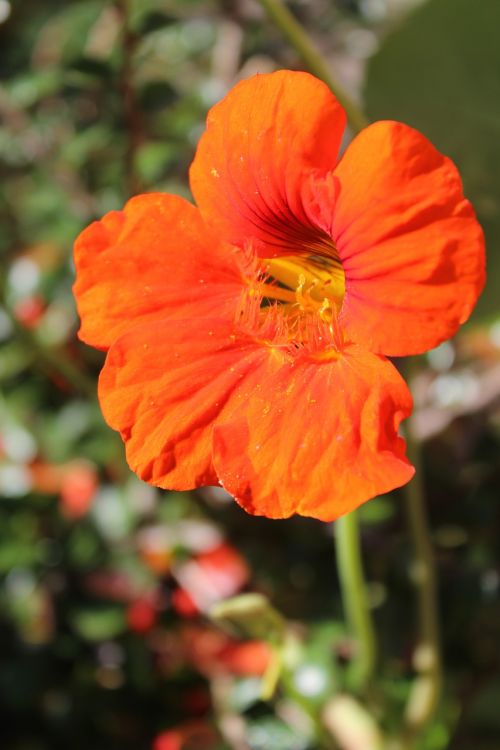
[73,71,485,521]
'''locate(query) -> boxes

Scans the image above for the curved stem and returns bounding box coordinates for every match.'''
[335,511,376,691]
[400,360,442,743]
[256,0,369,134]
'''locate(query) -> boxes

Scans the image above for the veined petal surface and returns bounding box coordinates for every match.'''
[190,70,346,257]
[73,193,242,350]
[213,345,414,521]
[99,313,414,520]
[98,318,272,489]
[331,121,486,356]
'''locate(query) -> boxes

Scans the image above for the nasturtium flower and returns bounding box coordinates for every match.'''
[73,71,485,521]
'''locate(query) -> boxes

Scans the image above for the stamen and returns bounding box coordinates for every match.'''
[318,297,329,318]
[234,243,346,358]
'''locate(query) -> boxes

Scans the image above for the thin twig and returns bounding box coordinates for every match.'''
[256,0,369,134]
[399,359,442,746]
[115,0,143,197]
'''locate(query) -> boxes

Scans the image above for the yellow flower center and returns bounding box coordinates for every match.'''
[236,243,346,356]
[263,252,345,322]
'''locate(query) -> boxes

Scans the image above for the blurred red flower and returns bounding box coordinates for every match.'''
[172,588,199,619]
[218,639,271,676]
[30,459,98,518]
[173,543,249,615]
[126,597,157,633]
[153,722,217,750]
[59,460,98,518]
[14,295,45,328]
[179,624,270,678]
[153,730,183,750]
[74,70,485,520]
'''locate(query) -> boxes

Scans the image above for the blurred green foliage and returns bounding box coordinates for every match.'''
[1,1,500,749]
[365,0,500,322]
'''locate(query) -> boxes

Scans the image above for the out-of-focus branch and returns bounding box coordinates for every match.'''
[255,0,369,134]
[398,360,442,747]
[115,0,143,197]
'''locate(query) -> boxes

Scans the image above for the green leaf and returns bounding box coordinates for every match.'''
[358,494,395,525]
[135,141,177,184]
[365,0,500,321]
[211,593,286,643]
[0,341,33,380]
[39,1,110,67]
[7,70,62,107]
[68,525,102,569]
[70,605,126,641]
[0,541,39,572]
[131,9,176,35]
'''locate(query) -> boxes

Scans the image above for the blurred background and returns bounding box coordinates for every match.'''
[0,1,499,748]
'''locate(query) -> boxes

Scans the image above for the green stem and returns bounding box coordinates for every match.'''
[400,360,442,744]
[256,0,369,134]
[335,511,376,691]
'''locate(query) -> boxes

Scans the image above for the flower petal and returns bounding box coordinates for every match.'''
[98,318,271,490]
[73,193,242,349]
[213,345,414,521]
[99,308,413,519]
[331,121,485,356]
[190,70,346,256]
